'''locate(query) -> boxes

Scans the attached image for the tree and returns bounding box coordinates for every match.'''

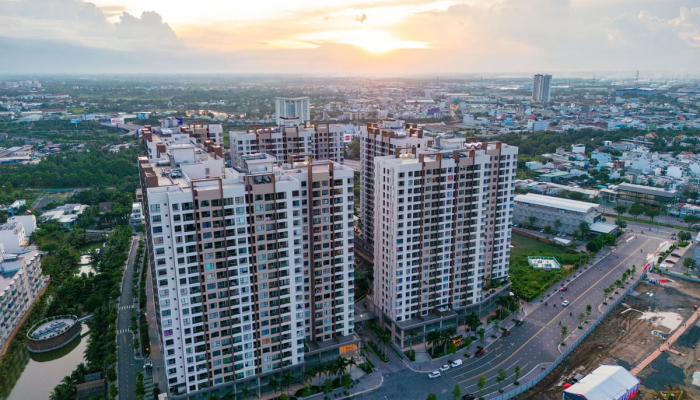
[427,393,438,400]
[629,203,644,220]
[497,368,507,383]
[241,386,251,400]
[554,219,562,232]
[578,312,586,326]
[279,394,289,400]
[579,221,591,238]
[561,326,568,341]
[453,384,462,400]
[493,319,500,334]
[465,313,482,332]
[109,383,118,398]
[684,214,700,229]
[544,225,553,234]
[427,330,442,355]
[477,328,486,344]
[614,205,628,218]
[529,215,537,228]
[477,376,487,395]
[268,376,279,395]
[514,365,521,384]
[645,207,660,224]
[679,231,692,242]
[586,304,592,317]
[615,279,623,291]
[684,257,696,272]
[282,371,293,395]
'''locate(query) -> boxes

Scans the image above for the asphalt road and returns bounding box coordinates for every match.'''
[359,231,668,400]
[117,236,143,400]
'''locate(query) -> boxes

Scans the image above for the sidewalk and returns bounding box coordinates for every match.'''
[254,369,382,400]
[145,261,167,394]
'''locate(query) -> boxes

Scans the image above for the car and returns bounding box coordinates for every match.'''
[462,395,476,400]
[560,286,568,292]
[450,359,463,368]
[428,371,441,379]
[440,364,450,372]
[501,328,511,337]
[514,319,524,326]
[562,300,570,307]
[475,348,486,357]
[539,229,544,233]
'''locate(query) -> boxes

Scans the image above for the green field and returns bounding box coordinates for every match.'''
[509,234,563,260]
[509,234,587,301]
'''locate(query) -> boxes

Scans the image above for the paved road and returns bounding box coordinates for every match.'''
[118,235,143,400]
[358,232,667,400]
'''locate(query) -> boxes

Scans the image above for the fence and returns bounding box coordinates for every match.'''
[657,269,700,284]
[486,270,647,400]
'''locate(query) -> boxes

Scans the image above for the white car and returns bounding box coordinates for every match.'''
[440,364,450,372]
[562,300,570,307]
[428,371,441,379]
[450,359,463,368]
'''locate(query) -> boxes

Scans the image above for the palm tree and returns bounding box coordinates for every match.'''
[406,330,417,347]
[282,371,293,395]
[427,330,442,355]
[465,313,481,333]
[268,376,279,395]
[303,368,316,387]
[241,386,250,400]
[347,356,358,377]
[442,328,455,354]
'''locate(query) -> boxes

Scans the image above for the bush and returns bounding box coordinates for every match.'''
[404,349,416,361]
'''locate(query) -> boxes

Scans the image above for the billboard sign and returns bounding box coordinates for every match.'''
[110,117,125,126]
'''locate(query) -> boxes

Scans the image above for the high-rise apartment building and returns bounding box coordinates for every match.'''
[371,136,518,348]
[357,119,428,256]
[139,130,357,396]
[275,97,310,125]
[229,118,344,168]
[532,74,552,103]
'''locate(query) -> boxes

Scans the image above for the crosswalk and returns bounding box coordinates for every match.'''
[119,304,135,310]
[382,369,420,383]
[117,328,131,334]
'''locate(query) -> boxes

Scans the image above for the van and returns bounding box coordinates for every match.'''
[450,359,463,368]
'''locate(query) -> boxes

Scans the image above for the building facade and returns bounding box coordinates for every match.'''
[0,248,46,353]
[229,118,345,168]
[371,137,518,347]
[616,183,678,207]
[358,119,428,256]
[532,74,552,103]
[513,193,599,234]
[139,134,357,396]
[275,97,310,125]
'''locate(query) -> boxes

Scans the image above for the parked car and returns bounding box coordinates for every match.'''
[475,348,486,357]
[514,319,524,326]
[428,371,441,379]
[560,286,568,292]
[450,359,463,368]
[462,395,476,400]
[562,300,570,307]
[501,328,511,337]
[440,364,450,372]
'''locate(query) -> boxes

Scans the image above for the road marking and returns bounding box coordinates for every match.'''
[458,237,651,385]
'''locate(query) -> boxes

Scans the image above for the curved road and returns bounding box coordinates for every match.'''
[360,232,668,400]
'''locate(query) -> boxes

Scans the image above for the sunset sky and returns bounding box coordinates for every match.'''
[0,0,699,74]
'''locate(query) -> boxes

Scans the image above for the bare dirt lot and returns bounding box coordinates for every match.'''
[517,277,700,400]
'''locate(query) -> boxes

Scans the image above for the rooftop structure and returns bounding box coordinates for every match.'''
[514,194,599,235]
[617,182,679,207]
[563,365,639,400]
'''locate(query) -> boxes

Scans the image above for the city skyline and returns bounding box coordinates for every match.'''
[1,0,699,75]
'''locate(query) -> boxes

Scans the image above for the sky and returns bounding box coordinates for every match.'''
[0,0,699,75]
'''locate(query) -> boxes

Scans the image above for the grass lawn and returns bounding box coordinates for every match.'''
[510,234,562,260]
[76,241,105,254]
[509,233,585,301]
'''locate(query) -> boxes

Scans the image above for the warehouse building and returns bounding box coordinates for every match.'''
[514,193,599,234]
[616,182,678,207]
[563,365,639,400]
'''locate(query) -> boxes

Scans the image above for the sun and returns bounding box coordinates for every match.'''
[301,29,429,54]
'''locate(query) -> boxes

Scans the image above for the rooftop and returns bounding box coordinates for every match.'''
[514,193,599,214]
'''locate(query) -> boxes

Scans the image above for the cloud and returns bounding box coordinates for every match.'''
[0,0,699,74]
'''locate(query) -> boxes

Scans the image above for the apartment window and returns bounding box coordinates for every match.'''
[151,204,161,212]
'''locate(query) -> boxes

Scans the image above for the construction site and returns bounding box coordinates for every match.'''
[518,276,700,400]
